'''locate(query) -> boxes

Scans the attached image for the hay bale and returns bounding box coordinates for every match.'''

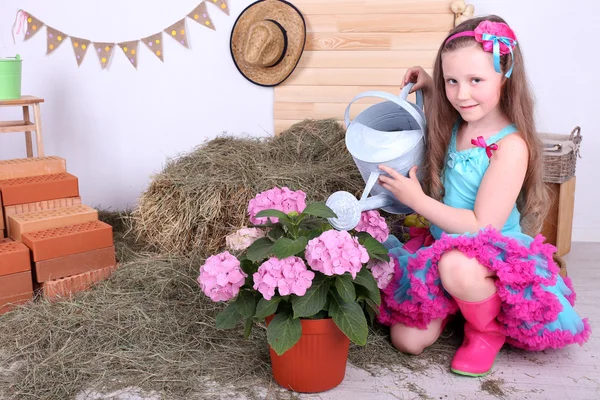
[131,119,367,256]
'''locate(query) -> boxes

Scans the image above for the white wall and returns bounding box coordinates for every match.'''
[0,0,598,242]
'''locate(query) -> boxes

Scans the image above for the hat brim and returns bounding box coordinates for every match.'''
[230,0,306,87]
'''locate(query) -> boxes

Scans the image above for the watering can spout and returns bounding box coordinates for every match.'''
[326,191,394,231]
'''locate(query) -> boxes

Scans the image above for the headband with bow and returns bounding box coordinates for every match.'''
[445,21,518,78]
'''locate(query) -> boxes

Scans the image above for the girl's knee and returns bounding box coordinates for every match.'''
[390,320,442,355]
[391,333,427,355]
[439,251,481,283]
[438,250,495,299]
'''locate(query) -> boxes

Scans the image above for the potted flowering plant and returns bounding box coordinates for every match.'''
[197,186,394,392]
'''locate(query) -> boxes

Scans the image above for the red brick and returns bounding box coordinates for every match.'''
[0,172,79,206]
[35,246,116,283]
[0,292,33,315]
[8,204,98,241]
[21,220,113,262]
[41,264,117,301]
[0,156,66,180]
[3,196,82,236]
[0,241,30,276]
[0,270,33,298]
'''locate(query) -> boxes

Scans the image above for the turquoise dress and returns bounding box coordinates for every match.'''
[378,121,591,351]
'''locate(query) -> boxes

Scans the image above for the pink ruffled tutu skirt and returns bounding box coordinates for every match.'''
[378,227,591,351]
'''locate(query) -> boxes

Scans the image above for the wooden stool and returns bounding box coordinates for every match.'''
[541,176,576,257]
[0,96,45,157]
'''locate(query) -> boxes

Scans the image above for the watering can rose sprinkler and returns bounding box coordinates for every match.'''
[326,83,427,231]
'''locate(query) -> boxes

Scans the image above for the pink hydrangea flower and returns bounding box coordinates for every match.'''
[247,186,307,225]
[253,256,315,300]
[474,21,517,55]
[198,251,248,302]
[305,230,369,279]
[354,210,389,242]
[367,259,395,290]
[225,227,265,251]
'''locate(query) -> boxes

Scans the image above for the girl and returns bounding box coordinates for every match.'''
[376,15,591,377]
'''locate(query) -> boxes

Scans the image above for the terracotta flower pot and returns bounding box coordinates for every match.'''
[265,315,350,393]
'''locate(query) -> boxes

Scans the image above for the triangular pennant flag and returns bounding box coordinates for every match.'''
[70,36,90,66]
[119,40,140,69]
[187,2,215,31]
[142,33,164,62]
[94,42,115,70]
[46,27,68,55]
[207,0,229,15]
[23,13,44,41]
[164,18,189,48]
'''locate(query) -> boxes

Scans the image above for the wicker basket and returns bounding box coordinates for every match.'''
[540,126,582,184]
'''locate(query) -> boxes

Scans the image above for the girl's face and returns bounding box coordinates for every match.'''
[441,45,504,123]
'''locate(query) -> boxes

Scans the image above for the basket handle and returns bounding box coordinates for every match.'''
[344,83,426,133]
[569,126,583,158]
[569,126,581,140]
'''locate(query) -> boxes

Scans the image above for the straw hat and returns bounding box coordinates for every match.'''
[230,0,306,87]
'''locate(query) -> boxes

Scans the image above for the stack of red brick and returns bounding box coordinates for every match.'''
[0,156,117,315]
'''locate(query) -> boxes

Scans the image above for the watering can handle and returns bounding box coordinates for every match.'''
[344,84,426,133]
[399,82,424,110]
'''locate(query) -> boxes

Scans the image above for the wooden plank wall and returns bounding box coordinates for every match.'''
[274,0,456,134]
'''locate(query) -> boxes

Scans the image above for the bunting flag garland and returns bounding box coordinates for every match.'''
[94,42,115,70]
[24,14,44,40]
[12,1,227,71]
[208,0,229,15]
[70,36,90,66]
[142,33,164,62]
[188,2,215,31]
[164,19,189,48]
[119,41,139,68]
[46,27,68,55]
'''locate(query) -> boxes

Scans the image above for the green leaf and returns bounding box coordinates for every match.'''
[255,209,290,222]
[215,302,241,329]
[235,291,257,319]
[291,275,330,318]
[267,311,302,356]
[272,236,309,259]
[268,224,285,241]
[357,232,390,262]
[246,237,274,262]
[354,267,381,306]
[301,203,337,219]
[363,302,376,326]
[255,297,282,319]
[299,228,323,241]
[371,252,391,262]
[328,291,368,346]
[298,217,324,230]
[243,317,254,339]
[240,259,256,276]
[304,310,329,320]
[335,274,356,303]
[364,298,380,326]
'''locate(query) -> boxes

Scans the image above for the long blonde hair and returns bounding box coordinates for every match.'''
[422,15,548,234]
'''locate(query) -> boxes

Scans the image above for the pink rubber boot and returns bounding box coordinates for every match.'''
[450,293,506,377]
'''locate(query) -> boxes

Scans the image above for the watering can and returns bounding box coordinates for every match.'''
[0,54,22,100]
[326,82,426,231]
